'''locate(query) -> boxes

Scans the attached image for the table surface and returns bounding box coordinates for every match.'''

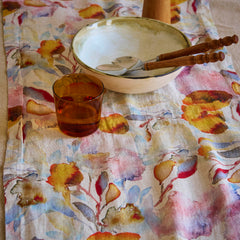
[1,0,240,239]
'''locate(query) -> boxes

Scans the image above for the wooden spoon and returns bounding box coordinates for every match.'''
[157,34,238,61]
[97,52,225,76]
[96,35,238,76]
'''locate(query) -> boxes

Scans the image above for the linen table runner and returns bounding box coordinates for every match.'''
[2,0,240,239]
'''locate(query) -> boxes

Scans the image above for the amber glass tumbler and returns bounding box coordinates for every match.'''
[53,73,104,137]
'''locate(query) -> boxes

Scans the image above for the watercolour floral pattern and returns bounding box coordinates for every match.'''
[2,0,240,239]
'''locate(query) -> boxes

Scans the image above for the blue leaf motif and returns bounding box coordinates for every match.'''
[73,202,96,223]
[212,168,229,184]
[5,204,22,224]
[7,65,19,82]
[127,185,140,203]
[46,231,63,239]
[14,218,21,232]
[5,204,26,231]
[25,172,38,180]
[221,69,240,81]
[140,187,151,204]
[177,155,197,178]
[125,114,152,121]
[72,140,81,153]
[66,156,73,162]
[217,147,240,158]
[49,150,61,163]
[103,3,123,13]
[55,64,72,75]
[50,198,78,220]
[40,31,51,39]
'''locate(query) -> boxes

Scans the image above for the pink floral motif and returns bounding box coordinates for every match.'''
[108,149,145,182]
[175,66,235,96]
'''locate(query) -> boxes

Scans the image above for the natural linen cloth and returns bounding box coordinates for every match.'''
[2,0,240,239]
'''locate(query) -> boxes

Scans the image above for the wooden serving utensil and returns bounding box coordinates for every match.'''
[144,52,225,70]
[157,35,238,61]
[97,52,225,76]
[96,35,238,76]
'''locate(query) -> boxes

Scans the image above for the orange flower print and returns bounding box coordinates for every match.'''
[232,81,240,95]
[47,162,83,206]
[24,0,46,7]
[78,4,105,19]
[182,90,232,134]
[37,39,65,65]
[87,232,141,240]
[198,144,213,158]
[171,0,188,24]
[99,113,129,134]
[47,162,83,192]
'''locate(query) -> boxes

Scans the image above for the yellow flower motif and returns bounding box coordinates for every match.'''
[171,0,188,24]
[232,82,240,95]
[47,162,83,207]
[78,4,105,19]
[24,0,46,7]
[99,113,129,134]
[182,90,231,106]
[198,145,213,158]
[47,162,83,193]
[182,90,232,134]
[87,232,141,240]
[37,39,65,65]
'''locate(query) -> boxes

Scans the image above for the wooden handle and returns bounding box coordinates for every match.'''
[144,52,225,70]
[157,35,238,61]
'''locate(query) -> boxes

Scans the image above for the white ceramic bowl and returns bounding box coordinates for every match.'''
[72,17,190,94]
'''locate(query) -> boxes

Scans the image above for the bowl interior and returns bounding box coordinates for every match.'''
[72,17,190,79]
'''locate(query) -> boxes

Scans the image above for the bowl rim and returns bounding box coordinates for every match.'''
[71,16,191,80]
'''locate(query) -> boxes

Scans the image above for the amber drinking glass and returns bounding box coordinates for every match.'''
[53,73,104,137]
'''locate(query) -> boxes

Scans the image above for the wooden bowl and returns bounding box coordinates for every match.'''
[72,17,190,94]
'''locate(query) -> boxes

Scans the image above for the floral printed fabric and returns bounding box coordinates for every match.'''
[3,0,240,239]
